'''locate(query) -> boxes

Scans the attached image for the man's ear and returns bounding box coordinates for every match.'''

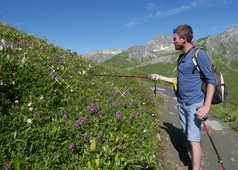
[180,36,186,44]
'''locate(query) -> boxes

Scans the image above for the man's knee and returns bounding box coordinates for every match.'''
[189,141,201,149]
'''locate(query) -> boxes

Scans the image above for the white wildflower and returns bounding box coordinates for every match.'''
[16,48,22,51]
[29,107,33,111]
[143,129,147,133]
[15,100,19,104]
[0,45,3,51]
[21,56,26,64]
[28,102,32,107]
[12,81,15,85]
[156,133,161,141]
[27,118,32,124]
[1,39,6,46]
[40,95,44,100]
[82,70,86,75]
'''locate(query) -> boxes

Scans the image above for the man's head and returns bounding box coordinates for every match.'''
[173,24,193,50]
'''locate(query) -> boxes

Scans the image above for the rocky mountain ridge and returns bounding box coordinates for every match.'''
[127,35,175,62]
[82,35,175,63]
[83,25,238,67]
[206,25,238,64]
[83,48,124,62]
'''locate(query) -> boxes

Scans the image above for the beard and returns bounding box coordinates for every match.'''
[174,43,183,50]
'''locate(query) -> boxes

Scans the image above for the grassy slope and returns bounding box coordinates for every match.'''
[103,51,139,69]
[0,23,163,169]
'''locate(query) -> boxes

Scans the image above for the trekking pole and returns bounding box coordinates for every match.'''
[92,74,148,79]
[202,117,227,170]
[92,74,158,96]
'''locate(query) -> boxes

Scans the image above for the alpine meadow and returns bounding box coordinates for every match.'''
[0,23,163,169]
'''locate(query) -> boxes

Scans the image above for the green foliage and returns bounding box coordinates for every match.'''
[0,23,162,169]
[230,59,238,70]
[137,62,177,77]
[208,58,238,129]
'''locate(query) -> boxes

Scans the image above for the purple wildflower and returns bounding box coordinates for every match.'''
[74,117,89,127]
[87,104,97,113]
[48,71,59,81]
[83,132,90,140]
[120,89,127,96]
[111,90,118,96]
[128,115,134,121]
[4,168,12,170]
[6,41,14,49]
[127,91,132,96]
[68,144,76,151]
[96,135,101,141]
[96,111,105,116]
[58,56,65,60]
[112,102,118,107]
[41,47,48,52]
[129,103,136,108]
[57,56,66,63]
[63,111,68,117]
[140,108,145,114]
[120,89,131,96]
[52,151,58,157]
[115,111,122,121]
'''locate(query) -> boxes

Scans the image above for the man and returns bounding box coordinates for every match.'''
[148,24,216,170]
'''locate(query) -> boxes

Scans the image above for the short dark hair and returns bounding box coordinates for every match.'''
[173,24,193,43]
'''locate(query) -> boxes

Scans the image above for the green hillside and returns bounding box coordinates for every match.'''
[0,23,163,169]
[103,51,139,69]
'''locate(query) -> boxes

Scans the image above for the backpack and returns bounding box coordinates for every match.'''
[192,48,228,105]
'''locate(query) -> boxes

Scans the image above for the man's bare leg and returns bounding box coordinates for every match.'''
[190,141,202,170]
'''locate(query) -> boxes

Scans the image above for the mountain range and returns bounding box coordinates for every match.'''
[82,25,238,70]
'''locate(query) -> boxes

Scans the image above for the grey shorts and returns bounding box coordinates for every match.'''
[177,100,204,142]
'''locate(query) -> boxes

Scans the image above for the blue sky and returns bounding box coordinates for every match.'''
[0,0,237,54]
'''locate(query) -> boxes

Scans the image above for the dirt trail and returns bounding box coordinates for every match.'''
[156,85,238,170]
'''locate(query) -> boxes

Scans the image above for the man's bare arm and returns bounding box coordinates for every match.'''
[196,83,215,120]
[148,74,176,84]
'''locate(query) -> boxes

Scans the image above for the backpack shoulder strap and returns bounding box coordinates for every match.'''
[192,47,201,72]
[177,53,184,66]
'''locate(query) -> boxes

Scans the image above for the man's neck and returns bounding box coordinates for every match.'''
[183,43,193,53]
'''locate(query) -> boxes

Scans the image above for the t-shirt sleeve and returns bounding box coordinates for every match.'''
[196,49,217,88]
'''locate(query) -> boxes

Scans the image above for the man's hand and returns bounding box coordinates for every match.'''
[196,105,209,120]
[147,74,160,80]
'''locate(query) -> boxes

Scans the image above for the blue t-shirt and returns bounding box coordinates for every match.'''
[177,47,216,105]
